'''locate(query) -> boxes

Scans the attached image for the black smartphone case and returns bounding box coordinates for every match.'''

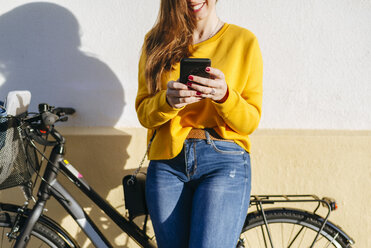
[180,58,211,83]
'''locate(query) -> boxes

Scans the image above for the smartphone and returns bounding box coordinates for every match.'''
[179,58,211,84]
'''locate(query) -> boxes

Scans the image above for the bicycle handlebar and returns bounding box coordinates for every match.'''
[22,103,76,146]
[53,107,76,115]
[37,103,75,126]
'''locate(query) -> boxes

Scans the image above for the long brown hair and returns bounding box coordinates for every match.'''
[144,0,196,94]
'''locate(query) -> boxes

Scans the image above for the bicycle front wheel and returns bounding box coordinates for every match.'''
[0,212,71,248]
[240,208,351,248]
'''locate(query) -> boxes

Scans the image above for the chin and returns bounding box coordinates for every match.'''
[194,11,208,20]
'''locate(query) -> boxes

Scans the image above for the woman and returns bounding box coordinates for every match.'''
[135,0,263,247]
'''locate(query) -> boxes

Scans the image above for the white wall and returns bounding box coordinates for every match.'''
[0,0,370,129]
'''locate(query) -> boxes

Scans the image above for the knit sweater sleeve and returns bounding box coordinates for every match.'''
[135,50,182,129]
[212,37,263,135]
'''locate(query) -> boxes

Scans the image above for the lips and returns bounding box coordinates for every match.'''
[190,2,205,12]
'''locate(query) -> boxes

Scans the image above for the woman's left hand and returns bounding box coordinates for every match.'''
[187,67,228,102]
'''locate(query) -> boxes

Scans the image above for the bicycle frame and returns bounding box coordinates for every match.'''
[14,132,156,248]
[2,103,354,248]
[11,123,354,248]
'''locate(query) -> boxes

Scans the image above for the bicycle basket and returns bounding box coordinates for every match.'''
[0,116,38,190]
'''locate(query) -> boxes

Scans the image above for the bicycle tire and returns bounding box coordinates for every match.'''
[0,211,72,248]
[239,208,352,248]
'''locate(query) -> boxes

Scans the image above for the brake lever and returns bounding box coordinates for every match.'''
[59,116,68,122]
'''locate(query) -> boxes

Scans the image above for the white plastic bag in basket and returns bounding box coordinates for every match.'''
[6,91,31,116]
[0,125,17,185]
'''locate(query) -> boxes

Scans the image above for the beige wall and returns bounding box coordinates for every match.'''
[1,127,370,247]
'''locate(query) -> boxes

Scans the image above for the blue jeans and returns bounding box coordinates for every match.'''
[146,133,251,248]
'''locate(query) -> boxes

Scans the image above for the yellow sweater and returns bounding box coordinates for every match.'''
[136,23,263,160]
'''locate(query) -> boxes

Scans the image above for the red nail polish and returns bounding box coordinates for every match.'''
[187,82,192,86]
[196,91,201,96]
[205,67,210,72]
[188,75,193,81]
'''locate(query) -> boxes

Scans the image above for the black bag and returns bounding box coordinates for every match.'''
[122,131,155,221]
[123,172,148,220]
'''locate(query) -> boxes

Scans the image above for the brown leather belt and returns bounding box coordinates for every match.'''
[186,129,233,142]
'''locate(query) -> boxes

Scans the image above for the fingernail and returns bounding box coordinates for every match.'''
[196,91,201,96]
[187,82,192,86]
[188,75,193,81]
[205,67,210,72]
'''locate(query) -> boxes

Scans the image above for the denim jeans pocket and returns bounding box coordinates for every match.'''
[209,140,246,155]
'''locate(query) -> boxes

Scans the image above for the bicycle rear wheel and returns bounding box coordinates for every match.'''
[0,212,71,248]
[239,208,351,248]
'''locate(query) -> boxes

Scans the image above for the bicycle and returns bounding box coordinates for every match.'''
[0,101,355,248]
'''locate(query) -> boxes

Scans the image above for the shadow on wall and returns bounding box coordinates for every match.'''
[0,3,134,247]
[0,2,125,126]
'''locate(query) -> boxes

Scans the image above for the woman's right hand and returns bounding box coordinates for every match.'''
[166,80,202,109]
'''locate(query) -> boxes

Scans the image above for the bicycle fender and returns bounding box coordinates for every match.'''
[244,208,355,246]
[320,216,355,246]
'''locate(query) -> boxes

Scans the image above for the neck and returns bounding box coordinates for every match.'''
[193,13,221,44]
